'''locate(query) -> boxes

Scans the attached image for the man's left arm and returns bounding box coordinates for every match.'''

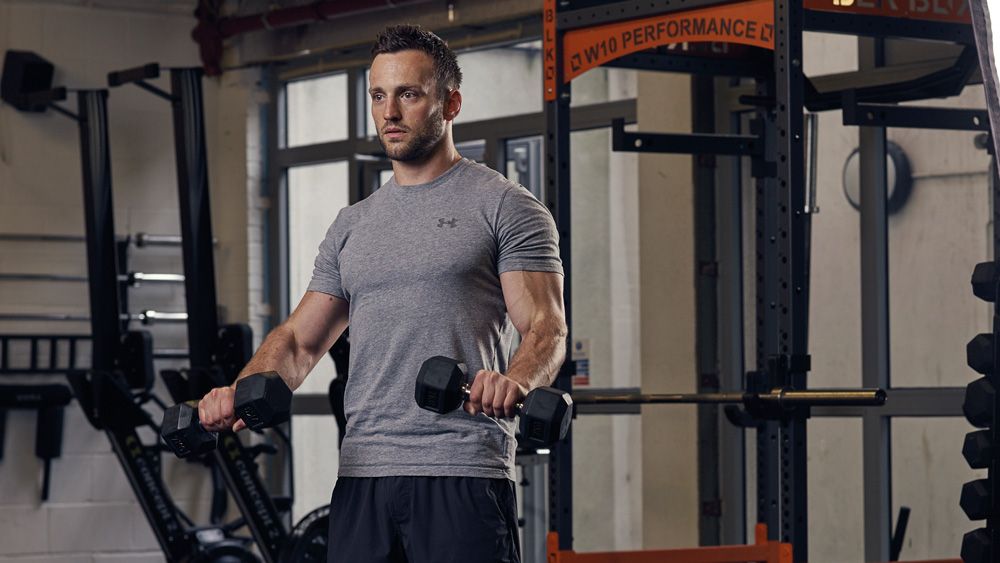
[465,270,568,418]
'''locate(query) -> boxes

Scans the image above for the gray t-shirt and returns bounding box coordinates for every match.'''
[307,158,563,480]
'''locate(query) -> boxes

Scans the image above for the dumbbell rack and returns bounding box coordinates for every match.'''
[962,150,999,562]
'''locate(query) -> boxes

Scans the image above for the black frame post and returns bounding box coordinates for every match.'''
[545,0,574,549]
[753,77,780,541]
[169,69,220,369]
[78,90,121,373]
[693,73,722,546]
[773,0,810,559]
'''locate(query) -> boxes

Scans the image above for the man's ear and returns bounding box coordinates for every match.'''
[444,89,462,121]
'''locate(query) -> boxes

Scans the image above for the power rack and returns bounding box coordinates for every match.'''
[542,0,983,561]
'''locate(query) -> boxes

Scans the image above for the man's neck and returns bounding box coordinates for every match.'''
[391,141,462,186]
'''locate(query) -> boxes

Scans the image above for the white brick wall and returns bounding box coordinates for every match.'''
[0,2,254,560]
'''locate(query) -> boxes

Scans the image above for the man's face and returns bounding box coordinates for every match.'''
[369,50,448,162]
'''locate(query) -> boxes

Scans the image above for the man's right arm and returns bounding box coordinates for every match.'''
[238,291,349,391]
[200,290,349,432]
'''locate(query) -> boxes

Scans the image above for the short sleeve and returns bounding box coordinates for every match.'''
[495,185,564,275]
[306,210,348,300]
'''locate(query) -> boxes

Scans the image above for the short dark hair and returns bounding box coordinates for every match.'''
[371,24,462,98]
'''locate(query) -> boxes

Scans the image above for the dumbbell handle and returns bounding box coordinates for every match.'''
[457,383,524,415]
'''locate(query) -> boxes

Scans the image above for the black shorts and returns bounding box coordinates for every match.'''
[327,476,520,563]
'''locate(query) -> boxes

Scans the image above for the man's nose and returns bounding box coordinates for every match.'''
[382,97,401,121]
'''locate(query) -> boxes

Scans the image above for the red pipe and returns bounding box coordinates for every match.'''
[193,0,426,75]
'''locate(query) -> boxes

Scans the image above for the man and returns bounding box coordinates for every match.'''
[198,24,566,563]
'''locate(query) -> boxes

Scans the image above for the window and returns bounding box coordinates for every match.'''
[287,160,350,310]
[285,73,349,147]
[506,136,542,198]
[286,160,349,521]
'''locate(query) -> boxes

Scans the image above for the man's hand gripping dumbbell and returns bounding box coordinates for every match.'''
[414,356,573,446]
[160,371,292,458]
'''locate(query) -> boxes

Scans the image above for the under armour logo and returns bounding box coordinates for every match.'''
[437,218,457,228]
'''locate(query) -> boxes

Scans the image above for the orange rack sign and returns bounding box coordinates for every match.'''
[544,0,972,101]
[562,0,773,85]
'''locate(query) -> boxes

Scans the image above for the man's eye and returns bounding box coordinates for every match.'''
[372,94,383,102]
[403,91,417,99]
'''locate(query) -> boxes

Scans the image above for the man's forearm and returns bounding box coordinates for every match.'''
[235,323,317,391]
[505,318,568,390]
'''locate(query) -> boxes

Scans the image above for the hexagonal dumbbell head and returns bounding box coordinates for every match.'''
[972,262,998,303]
[963,430,994,470]
[968,334,994,375]
[519,387,573,446]
[161,402,217,459]
[961,479,991,521]
[234,372,292,430]
[414,356,467,414]
[962,527,991,563]
[972,262,997,302]
[964,377,996,428]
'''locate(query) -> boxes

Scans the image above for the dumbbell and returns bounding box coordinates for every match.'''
[964,377,995,428]
[972,261,997,302]
[161,401,217,458]
[233,371,292,430]
[161,371,292,458]
[414,356,572,446]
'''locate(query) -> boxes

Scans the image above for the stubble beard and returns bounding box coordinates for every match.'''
[378,105,446,163]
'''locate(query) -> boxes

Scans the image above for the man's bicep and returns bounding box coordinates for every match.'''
[500,271,565,335]
[287,290,349,357]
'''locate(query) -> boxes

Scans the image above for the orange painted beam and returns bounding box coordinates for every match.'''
[546,530,793,563]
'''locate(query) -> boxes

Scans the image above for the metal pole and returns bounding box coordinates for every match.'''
[77,90,121,373]
[773,0,809,558]
[544,0,573,548]
[169,69,219,372]
[858,38,893,563]
[693,72,722,546]
[754,79,780,542]
[716,82,747,546]
[569,389,884,406]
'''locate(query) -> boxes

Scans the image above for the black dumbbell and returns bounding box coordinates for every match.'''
[967,333,993,375]
[962,528,991,563]
[161,401,217,459]
[414,356,572,446]
[972,262,997,303]
[961,478,991,520]
[963,429,993,470]
[161,371,292,458]
[233,371,292,430]
[964,377,995,428]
